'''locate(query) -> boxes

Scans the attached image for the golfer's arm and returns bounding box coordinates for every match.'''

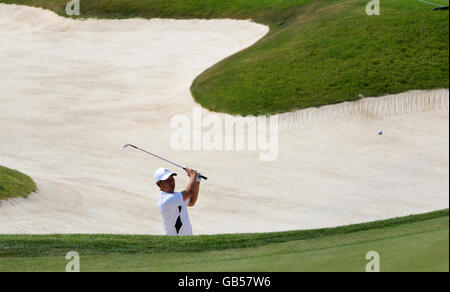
[188,182,200,207]
[182,175,197,202]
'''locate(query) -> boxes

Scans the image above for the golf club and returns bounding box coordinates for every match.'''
[418,0,449,10]
[123,144,208,180]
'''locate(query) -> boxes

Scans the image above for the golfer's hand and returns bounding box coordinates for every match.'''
[185,168,197,179]
[196,172,203,183]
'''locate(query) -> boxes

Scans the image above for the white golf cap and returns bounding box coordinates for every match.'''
[154,168,177,185]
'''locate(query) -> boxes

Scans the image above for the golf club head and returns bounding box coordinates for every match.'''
[123,144,134,149]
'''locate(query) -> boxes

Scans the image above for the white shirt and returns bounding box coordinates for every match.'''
[157,191,193,236]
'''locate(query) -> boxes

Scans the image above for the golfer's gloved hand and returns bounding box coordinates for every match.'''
[196,172,203,183]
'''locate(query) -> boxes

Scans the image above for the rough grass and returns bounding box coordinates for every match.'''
[0,209,448,271]
[1,0,448,115]
[0,166,36,201]
[0,209,447,257]
[192,0,450,115]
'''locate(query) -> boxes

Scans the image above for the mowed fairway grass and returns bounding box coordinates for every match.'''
[2,0,448,115]
[0,166,36,201]
[0,210,448,272]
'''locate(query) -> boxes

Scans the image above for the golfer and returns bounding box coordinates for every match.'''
[154,167,201,236]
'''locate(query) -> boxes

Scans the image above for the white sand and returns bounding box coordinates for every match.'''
[0,4,448,234]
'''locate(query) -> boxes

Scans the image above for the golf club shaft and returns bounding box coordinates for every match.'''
[124,144,208,180]
[418,0,445,7]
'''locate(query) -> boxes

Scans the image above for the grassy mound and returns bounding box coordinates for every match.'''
[192,0,450,115]
[0,210,448,271]
[1,0,448,115]
[0,166,36,201]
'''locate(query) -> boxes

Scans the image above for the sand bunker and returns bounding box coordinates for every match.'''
[0,4,448,234]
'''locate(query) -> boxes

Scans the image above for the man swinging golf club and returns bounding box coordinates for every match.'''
[154,167,202,236]
[123,144,207,236]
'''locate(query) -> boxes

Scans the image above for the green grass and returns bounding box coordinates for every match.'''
[193,0,450,115]
[1,0,448,115]
[1,1,448,272]
[0,210,448,272]
[0,166,36,201]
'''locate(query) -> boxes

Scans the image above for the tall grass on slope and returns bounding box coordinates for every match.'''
[0,209,447,257]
